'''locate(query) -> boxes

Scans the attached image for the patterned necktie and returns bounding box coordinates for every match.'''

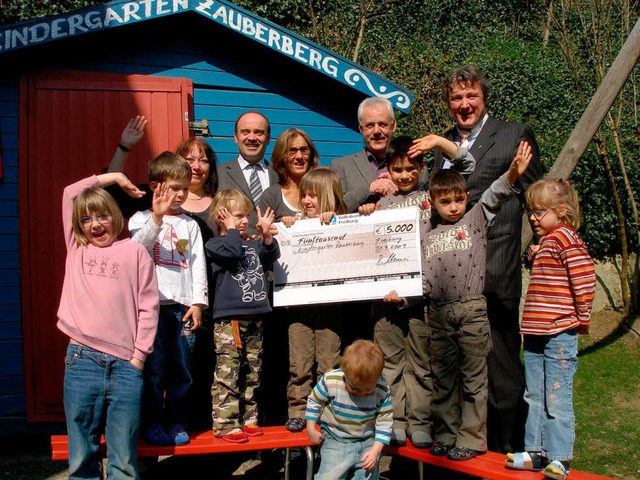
[248,164,263,205]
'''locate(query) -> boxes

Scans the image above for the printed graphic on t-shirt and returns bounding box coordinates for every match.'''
[153,225,188,269]
[423,225,471,259]
[232,245,267,302]
[386,192,432,221]
[84,255,120,279]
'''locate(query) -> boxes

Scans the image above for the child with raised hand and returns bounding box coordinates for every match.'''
[420,141,532,461]
[505,179,595,480]
[279,169,348,431]
[128,152,209,446]
[360,135,475,448]
[305,339,393,480]
[57,172,158,479]
[206,190,280,443]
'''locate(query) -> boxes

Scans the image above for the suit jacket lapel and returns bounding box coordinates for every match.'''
[224,158,252,197]
[355,150,374,182]
[470,116,497,165]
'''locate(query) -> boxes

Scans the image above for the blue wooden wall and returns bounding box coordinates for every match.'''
[0,13,370,419]
[0,76,23,416]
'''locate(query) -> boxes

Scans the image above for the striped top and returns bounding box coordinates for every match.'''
[305,368,393,445]
[521,224,595,335]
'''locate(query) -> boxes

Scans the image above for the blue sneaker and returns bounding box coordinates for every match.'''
[169,424,190,445]
[144,424,172,446]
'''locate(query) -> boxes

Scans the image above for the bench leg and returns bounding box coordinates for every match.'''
[284,447,291,480]
[304,446,314,480]
[418,461,424,480]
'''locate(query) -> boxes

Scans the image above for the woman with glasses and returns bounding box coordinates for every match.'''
[258,128,319,221]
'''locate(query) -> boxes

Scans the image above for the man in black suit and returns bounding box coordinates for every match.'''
[433,65,544,454]
[217,110,278,236]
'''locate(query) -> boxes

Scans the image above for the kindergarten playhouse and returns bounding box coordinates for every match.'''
[0,0,413,426]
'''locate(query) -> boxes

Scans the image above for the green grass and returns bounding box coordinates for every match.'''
[573,318,640,479]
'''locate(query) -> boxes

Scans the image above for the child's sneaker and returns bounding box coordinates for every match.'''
[241,424,264,436]
[220,428,249,443]
[169,424,190,445]
[144,424,172,446]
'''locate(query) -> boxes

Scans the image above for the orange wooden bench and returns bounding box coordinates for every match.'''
[51,426,314,480]
[384,440,615,480]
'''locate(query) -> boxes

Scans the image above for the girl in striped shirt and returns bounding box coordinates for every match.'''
[506,179,595,480]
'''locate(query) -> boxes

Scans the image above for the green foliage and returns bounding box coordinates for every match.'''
[0,0,106,25]
[1,0,638,264]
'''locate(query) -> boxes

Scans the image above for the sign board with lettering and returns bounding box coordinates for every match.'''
[0,0,413,112]
[273,207,423,307]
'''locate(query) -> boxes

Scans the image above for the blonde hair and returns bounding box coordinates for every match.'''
[72,188,124,246]
[209,189,253,234]
[148,151,191,183]
[525,178,581,230]
[340,340,384,386]
[299,169,347,218]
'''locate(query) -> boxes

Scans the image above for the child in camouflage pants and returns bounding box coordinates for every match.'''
[205,190,280,443]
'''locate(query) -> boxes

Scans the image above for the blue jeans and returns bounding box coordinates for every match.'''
[64,343,143,480]
[523,330,578,461]
[315,434,379,480]
[143,304,193,427]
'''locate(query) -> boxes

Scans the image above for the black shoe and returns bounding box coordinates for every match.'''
[447,446,480,461]
[430,441,453,456]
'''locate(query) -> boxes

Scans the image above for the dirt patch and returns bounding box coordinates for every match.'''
[581,309,640,348]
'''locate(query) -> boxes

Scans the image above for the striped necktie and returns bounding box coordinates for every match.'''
[248,164,263,205]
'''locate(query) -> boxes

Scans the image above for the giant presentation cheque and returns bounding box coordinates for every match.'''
[273,207,422,307]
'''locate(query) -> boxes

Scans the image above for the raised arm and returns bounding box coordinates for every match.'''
[107,115,148,172]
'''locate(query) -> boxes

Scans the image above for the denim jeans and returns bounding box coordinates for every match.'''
[143,304,193,427]
[315,434,379,480]
[64,343,143,480]
[523,330,578,461]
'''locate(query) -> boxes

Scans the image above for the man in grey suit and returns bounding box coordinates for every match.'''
[331,97,399,213]
[433,65,544,454]
[217,110,279,236]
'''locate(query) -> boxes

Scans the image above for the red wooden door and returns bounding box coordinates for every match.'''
[19,69,192,421]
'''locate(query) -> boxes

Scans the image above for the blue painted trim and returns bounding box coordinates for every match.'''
[0,0,413,112]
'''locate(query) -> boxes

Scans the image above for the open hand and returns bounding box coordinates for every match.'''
[216,207,237,232]
[152,182,176,217]
[506,141,533,185]
[256,207,276,238]
[120,115,148,148]
[120,115,147,149]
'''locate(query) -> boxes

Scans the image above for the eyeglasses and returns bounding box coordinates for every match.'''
[526,208,554,221]
[80,213,112,227]
[287,146,311,157]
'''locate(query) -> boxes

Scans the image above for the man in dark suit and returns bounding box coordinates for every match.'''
[217,110,279,236]
[331,97,399,213]
[433,65,544,454]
